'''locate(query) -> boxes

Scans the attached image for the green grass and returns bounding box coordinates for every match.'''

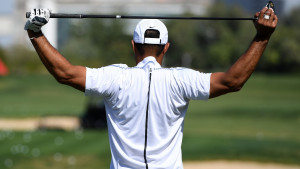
[0,74,86,117]
[0,130,111,169]
[0,73,300,168]
[183,74,300,164]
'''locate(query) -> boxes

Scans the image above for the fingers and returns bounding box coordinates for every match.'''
[40,9,49,16]
[265,8,276,24]
[254,12,260,20]
[253,6,278,39]
[257,7,276,23]
[35,9,40,15]
[258,7,268,20]
[268,9,275,21]
[30,9,39,18]
[26,8,50,32]
[30,9,47,17]
[272,14,278,27]
[265,8,274,19]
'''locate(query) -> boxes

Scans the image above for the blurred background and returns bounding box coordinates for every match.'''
[0,0,299,168]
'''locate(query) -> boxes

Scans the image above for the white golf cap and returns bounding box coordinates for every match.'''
[133,19,168,45]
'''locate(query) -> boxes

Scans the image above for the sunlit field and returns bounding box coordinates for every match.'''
[0,74,299,168]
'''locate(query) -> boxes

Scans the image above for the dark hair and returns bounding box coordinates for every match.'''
[135,29,165,56]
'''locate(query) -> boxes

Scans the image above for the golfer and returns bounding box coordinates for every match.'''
[25,6,277,169]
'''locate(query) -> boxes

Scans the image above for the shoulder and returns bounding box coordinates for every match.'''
[105,64,129,69]
[163,67,211,82]
[165,67,202,75]
[153,67,207,83]
[153,67,205,77]
[92,64,131,73]
[86,64,148,78]
[161,66,196,72]
[154,67,194,72]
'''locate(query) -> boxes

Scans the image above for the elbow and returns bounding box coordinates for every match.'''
[230,84,243,92]
[52,71,72,85]
[225,79,244,93]
[55,76,69,85]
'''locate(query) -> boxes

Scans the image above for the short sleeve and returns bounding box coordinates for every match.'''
[85,67,119,97]
[176,69,211,100]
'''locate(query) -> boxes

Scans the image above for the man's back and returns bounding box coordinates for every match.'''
[26,6,277,169]
[85,57,211,169]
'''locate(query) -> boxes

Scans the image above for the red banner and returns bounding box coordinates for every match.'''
[0,58,8,76]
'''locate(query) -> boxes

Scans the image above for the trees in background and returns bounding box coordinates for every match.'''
[2,45,46,74]
[264,8,300,72]
[2,3,300,74]
[166,3,254,71]
[60,19,135,67]
[167,3,300,73]
[60,3,300,73]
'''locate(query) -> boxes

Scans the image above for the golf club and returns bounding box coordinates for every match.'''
[26,1,274,21]
[26,13,258,20]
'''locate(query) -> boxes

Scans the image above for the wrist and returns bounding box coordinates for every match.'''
[254,33,270,43]
[27,30,44,40]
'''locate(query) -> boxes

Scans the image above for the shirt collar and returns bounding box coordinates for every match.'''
[135,56,162,69]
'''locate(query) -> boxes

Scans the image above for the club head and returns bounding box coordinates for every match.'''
[266,1,275,12]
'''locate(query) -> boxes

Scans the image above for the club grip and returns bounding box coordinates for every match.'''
[26,12,84,18]
[26,12,30,18]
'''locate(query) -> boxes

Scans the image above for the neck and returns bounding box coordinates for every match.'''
[136,55,163,65]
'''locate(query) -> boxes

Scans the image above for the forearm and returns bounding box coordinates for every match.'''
[209,35,269,98]
[25,9,86,92]
[209,6,277,98]
[28,30,73,80]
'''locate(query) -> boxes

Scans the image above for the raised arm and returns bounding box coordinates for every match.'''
[209,7,278,98]
[25,9,86,92]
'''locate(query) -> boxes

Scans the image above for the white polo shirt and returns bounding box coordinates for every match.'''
[85,56,211,169]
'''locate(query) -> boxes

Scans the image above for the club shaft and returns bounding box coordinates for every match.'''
[26,12,257,21]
